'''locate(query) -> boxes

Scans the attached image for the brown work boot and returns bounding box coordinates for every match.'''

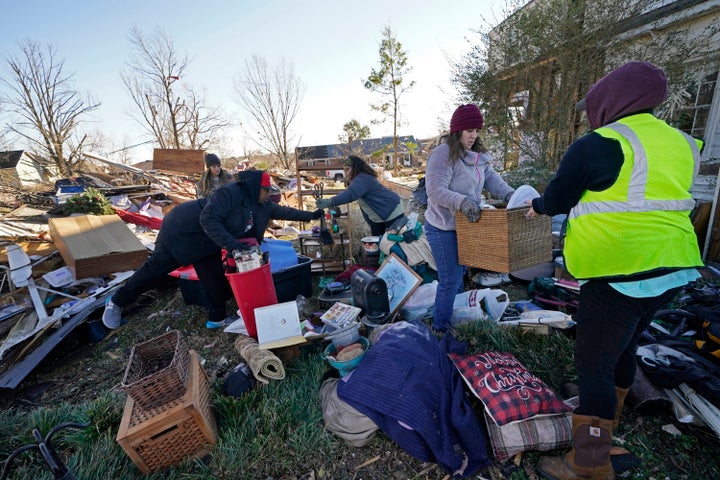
[537,413,614,480]
[613,386,630,432]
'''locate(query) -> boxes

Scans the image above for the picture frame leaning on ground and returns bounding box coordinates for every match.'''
[375,253,422,320]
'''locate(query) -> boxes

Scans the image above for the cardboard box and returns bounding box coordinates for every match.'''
[153,148,205,175]
[455,208,552,273]
[116,350,217,475]
[48,214,148,279]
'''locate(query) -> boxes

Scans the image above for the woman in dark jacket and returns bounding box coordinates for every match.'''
[103,170,323,329]
[316,155,404,236]
[196,153,235,198]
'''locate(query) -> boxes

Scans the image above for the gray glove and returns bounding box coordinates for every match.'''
[316,198,332,209]
[461,197,482,223]
[402,230,417,243]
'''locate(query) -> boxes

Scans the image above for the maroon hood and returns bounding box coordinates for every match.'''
[585,62,668,129]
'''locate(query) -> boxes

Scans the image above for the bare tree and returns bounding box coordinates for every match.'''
[0,100,9,150]
[2,40,99,176]
[364,25,415,168]
[122,27,229,151]
[234,55,304,170]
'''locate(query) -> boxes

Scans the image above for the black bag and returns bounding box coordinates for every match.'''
[527,277,579,313]
[413,177,428,206]
[683,305,720,358]
[639,338,720,406]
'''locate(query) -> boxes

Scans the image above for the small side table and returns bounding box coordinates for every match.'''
[358,248,380,268]
[298,230,348,275]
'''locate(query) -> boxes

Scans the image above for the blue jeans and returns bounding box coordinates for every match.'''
[424,222,466,331]
[574,280,680,419]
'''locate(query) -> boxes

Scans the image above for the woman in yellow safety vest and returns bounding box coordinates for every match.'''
[527,62,704,479]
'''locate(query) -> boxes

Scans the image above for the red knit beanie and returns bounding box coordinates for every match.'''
[450,104,484,133]
[261,171,272,187]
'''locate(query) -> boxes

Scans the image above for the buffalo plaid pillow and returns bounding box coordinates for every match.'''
[449,351,571,426]
[485,396,579,461]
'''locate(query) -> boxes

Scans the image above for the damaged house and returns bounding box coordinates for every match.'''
[0,150,59,187]
[475,0,720,262]
[477,0,719,189]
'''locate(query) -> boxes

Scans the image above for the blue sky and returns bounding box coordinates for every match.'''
[1,0,507,163]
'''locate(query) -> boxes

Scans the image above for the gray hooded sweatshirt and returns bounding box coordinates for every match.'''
[424,143,514,231]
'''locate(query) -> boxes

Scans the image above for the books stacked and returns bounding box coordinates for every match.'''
[320,302,361,329]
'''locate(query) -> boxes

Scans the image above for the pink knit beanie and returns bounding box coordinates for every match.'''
[450,104,484,133]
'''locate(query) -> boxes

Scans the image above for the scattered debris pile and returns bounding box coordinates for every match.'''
[0,152,336,391]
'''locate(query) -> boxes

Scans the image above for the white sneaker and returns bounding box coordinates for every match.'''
[472,271,503,287]
[102,297,124,329]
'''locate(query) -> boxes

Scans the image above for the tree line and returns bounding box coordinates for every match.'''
[0,24,415,177]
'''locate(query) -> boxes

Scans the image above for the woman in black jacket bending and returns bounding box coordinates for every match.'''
[102,170,323,329]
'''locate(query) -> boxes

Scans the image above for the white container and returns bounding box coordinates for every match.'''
[326,322,361,348]
[361,236,380,253]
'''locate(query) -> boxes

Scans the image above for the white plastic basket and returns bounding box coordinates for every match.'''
[326,322,361,348]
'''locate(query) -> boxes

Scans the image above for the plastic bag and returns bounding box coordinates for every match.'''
[451,288,510,325]
[506,184,540,209]
[400,280,438,321]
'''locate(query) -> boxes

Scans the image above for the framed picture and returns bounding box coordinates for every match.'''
[254,301,306,350]
[376,253,423,319]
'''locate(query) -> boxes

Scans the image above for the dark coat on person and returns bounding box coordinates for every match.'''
[158,170,317,264]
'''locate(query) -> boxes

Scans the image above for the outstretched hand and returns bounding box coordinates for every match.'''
[525,201,540,219]
[312,208,324,219]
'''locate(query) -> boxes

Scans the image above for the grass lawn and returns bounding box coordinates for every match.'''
[1,273,719,479]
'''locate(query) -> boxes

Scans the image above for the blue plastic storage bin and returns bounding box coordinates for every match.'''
[261,238,299,273]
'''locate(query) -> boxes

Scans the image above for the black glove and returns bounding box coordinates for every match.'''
[402,230,417,243]
[461,197,482,222]
[312,208,324,219]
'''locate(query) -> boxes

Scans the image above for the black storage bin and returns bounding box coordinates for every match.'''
[179,278,210,309]
[274,255,313,303]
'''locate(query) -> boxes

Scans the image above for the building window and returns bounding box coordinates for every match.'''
[674,70,718,140]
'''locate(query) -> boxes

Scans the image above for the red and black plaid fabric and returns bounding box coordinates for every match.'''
[449,351,571,426]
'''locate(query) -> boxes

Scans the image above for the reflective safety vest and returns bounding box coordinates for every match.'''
[564,113,703,279]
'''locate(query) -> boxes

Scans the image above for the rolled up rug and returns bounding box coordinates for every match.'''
[234,335,286,384]
[628,360,671,415]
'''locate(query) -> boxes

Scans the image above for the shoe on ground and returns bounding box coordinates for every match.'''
[472,271,503,287]
[206,316,238,329]
[430,325,448,336]
[102,297,125,329]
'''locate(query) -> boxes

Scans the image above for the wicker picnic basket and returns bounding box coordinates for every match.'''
[121,330,190,409]
[455,207,552,273]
